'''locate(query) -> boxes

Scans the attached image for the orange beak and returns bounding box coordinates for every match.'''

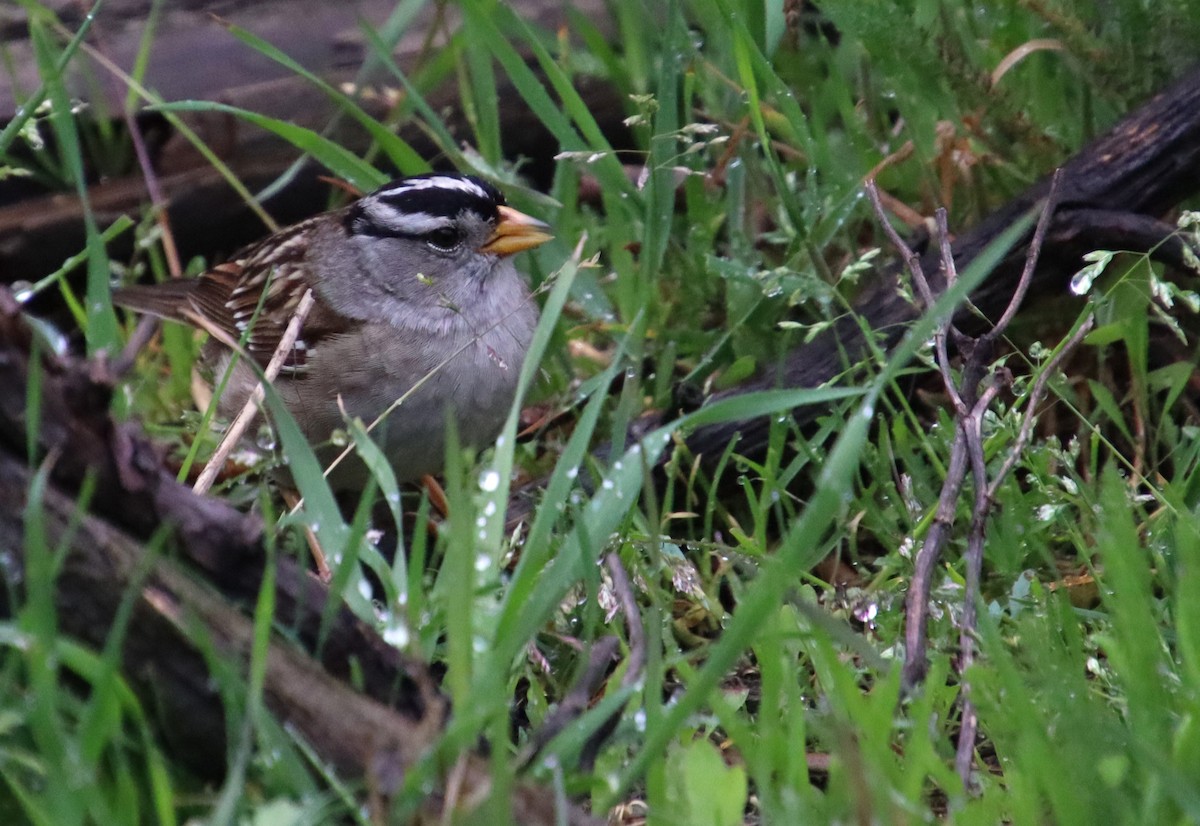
[479,205,553,256]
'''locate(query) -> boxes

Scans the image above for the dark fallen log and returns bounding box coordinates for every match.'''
[0,289,599,825]
[0,0,613,123]
[0,453,447,777]
[509,61,1200,527]
[684,63,1200,468]
[0,0,629,287]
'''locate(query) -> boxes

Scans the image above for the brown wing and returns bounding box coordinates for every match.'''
[113,217,353,374]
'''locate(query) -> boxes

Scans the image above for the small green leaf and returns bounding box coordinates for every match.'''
[668,739,748,826]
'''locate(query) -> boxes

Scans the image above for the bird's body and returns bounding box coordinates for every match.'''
[114,173,549,488]
[208,245,538,486]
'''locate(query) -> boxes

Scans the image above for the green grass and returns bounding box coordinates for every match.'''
[4,0,1200,823]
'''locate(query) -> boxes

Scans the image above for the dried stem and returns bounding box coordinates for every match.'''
[519,551,648,773]
[193,289,315,495]
[871,172,1078,789]
[865,182,966,413]
[985,315,1094,502]
[605,550,647,690]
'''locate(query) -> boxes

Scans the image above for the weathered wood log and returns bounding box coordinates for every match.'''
[503,63,1200,528]
[0,0,629,286]
[707,62,1200,458]
[656,64,1200,491]
[0,0,613,123]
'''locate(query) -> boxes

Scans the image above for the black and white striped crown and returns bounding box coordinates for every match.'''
[346,173,505,239]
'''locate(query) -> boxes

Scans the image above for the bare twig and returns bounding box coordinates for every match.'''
[881,172,1074,786]
[606,550,647,690]
[518,552,648,773]
[953,391,995,784]
[951,313,1092,778]
[865,182,966,414]
[981,170,1064,345]
[868,185,975,690]
[932,209,970,414]
[110,315,161,380]
[885,172,1066,712]
[900,424,971,688]
[865,180,937,308]
[519,636,619,768]
[952,175,1065,782]
[578,551,648,771]
[193,289,315,495]
[985,315,1095,501]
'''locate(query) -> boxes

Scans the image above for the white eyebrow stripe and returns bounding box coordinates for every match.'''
[363,205,455,235]
[376,176,490,199]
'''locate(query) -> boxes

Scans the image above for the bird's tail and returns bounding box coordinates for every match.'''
[112,280,201,322]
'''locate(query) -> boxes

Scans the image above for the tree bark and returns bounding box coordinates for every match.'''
[503,62,1200,527]
[653,62,1200,490]
[0,0,629,288]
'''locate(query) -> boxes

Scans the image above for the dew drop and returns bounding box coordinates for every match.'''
[479,470,501,492]
[1070,268,1096,295]
[255,423,276,451]
[382,622,410,648]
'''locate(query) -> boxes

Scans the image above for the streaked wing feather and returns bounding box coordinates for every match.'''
[117,216,354,374]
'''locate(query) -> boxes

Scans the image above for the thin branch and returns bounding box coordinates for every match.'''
[518,636,619,768]
[901,427,971,688]
[575,551,647,771]
[986,315,1094,501]
[518,552,648,772]
[900,200,980,689]
[954,400,991,782]
[865,179,937,308]
[981,169,1064,346]
[932,209,970,415]
[896,168,1070,704]
[193,289,315,495]
[110,315,160,380]
[946,173,1065,785]
[606,550,646,690]
[865,182,966,414]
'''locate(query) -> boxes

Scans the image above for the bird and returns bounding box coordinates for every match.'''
[114,172,552,490]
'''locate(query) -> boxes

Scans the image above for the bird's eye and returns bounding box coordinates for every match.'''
[425,226,461,252]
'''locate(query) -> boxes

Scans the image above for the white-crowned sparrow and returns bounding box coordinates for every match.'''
[115,173,551,489]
